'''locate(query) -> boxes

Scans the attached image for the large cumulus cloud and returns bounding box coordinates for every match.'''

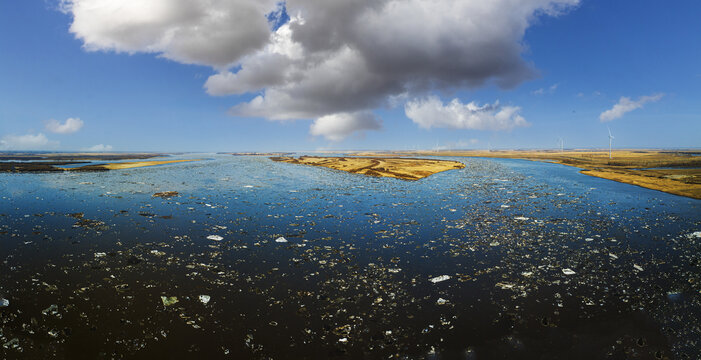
[61,0,278,67]
[62,0,579,140]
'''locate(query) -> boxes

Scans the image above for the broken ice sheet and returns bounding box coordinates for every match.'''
[562,268,576,275]
[2,153,700,358]
[207,235,223,241]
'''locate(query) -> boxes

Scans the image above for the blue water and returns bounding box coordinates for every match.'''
[0,154,699,359]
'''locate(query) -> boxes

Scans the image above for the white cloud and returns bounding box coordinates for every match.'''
[310,112,382,141]
[532,84,560,95]
[533,83,559,95]
[61,0,278,68]
[45,117,84,134]
[405,96,529,131]
[599,93,664,122]
[0,133,59,150]
[83,144,113,152]
[63,0,579,138]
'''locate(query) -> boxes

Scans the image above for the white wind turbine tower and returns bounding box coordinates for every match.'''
[608,127,615,159]
[557,137,564,152]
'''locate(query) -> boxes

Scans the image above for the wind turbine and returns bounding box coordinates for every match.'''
[608,127,614,159]
[557,137,564,152]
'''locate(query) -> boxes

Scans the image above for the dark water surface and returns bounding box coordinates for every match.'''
[1,154,700,359]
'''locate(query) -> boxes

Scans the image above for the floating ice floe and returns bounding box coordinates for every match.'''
[496,282,515,290]
[436,298,448,305]
[585,238,594,242]
[500,205,510,208]
[275,237,288,243]
[609,253,618,260]
[562,268,576,275]
[521,271,533,277]
[94,252,106,258]
[514,216,529,221]
[387,268,402,273]
[199,295,211,305]
[429,275,451,283]
[42,304,59,316]
[161,296,179,306]
[207,235,224,241]
[0,298,9,307]
[243,185,254,188]
[688,231,701,238]
[633,264,644,271]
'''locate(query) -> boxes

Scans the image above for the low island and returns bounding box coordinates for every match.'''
[270,156,465,180]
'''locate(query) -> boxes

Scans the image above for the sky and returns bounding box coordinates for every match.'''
[0,0,699,152]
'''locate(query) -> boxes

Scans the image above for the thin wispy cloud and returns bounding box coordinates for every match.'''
[405,96,529,131]
[434,139,480,150]
[599,93,664,122]
[62,0,579,140]
[533,83,559,95]
[45,117,84,134]
[83,144,113,152]
[0,133,59,150]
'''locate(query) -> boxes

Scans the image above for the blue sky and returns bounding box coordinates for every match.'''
[0,0,699,152]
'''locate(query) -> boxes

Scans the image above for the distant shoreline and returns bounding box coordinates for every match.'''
[0,153,199,172]
[356,150,701,199]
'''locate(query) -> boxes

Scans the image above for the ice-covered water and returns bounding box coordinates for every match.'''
[1,154,699,359]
